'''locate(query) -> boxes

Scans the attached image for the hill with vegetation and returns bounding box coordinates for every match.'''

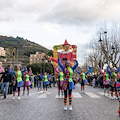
[0,35,53,64]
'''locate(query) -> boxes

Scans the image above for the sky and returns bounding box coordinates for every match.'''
[0,0,120,63]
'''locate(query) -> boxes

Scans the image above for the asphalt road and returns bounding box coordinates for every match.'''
[0,84,120,120]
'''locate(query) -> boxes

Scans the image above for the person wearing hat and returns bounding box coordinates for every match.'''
[47,39,77,66]
[58,58,78,111]
[0,67,12,99]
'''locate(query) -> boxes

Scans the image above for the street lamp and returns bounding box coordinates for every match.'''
[42,58,45,74]
[112,45,115,50]
[98,32,103,69]
[98,31,108,65]
[104,31,109,64]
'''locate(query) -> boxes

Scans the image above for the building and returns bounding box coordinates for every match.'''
[30,52,46,64]
[0,47,5,56]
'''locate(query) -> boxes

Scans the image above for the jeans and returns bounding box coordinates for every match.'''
[53,81,55,87]
[38,81,43,90]
[1,82,9,97]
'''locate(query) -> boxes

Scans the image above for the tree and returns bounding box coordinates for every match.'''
[27,62,54,75]
[87,22,120,74]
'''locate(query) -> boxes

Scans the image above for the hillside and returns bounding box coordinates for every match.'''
[0,35,52,64]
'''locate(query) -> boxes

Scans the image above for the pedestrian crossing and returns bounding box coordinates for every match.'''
[5,91,117,100]
[37,91,116,99]
[85,92,100,98]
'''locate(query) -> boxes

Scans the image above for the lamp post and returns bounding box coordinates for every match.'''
[16,41,20,64]
[104,31,108,64]
[98,32,103,69]
[98,31,109,65]
[43,58,45,74]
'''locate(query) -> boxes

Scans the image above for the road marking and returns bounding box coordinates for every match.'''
[47,92,51,95]
[37,91,44,94]
[98,92,115,99]
[72,92,83,98]
[55,95,61,98]
[37,93,47,98]
[85,92,100,98]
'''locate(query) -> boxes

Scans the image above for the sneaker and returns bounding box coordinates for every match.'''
[115,97,118,100]
[12,96,15,100]
[69,105,72,111]
[107,93,110,96]
[58,95,61,98]
[27,93,29,96]
[64,105,67,111]
[3,96,6,99]
[17,96,20,100]
[111,97,114,100]
[61,95,64,99]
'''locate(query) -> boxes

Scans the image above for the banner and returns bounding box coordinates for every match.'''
[89,67,93,73]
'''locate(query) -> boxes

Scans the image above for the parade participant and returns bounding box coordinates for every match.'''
[118,71,120,81]
[30,74,34,88]
[58,58,78,111]
[23,71,31,96]
[99,68,110,96]
[40,73,52,92]
[0,67,12,99]
[19,65,27,86]
[48,73,52,88]
[12,66,26,100]
[28,67,32,76]
[116,77,120,115]
[0,62,3,74]
[76,68,89,91]
[107,64,120,99]
[58,69,64,98]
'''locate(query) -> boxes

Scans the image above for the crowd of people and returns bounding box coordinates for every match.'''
[0,60,120,113]
[0,63,56,100]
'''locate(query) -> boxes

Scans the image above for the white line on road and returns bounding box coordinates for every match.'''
[37,91,44,94]
[98,92,115,99]
[72,92,83,98]
[37,93,47,98]
[85,92,100,98]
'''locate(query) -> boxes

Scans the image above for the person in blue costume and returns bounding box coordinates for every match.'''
[58,58,78,111]
[76,68,89,91]
[107,64,120,100]
[39,72,52,92]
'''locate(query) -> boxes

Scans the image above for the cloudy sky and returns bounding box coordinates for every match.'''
[0,0,120,63]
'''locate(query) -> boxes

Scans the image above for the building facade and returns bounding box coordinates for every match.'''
[30,52,46,64]
[0,47,5,56]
